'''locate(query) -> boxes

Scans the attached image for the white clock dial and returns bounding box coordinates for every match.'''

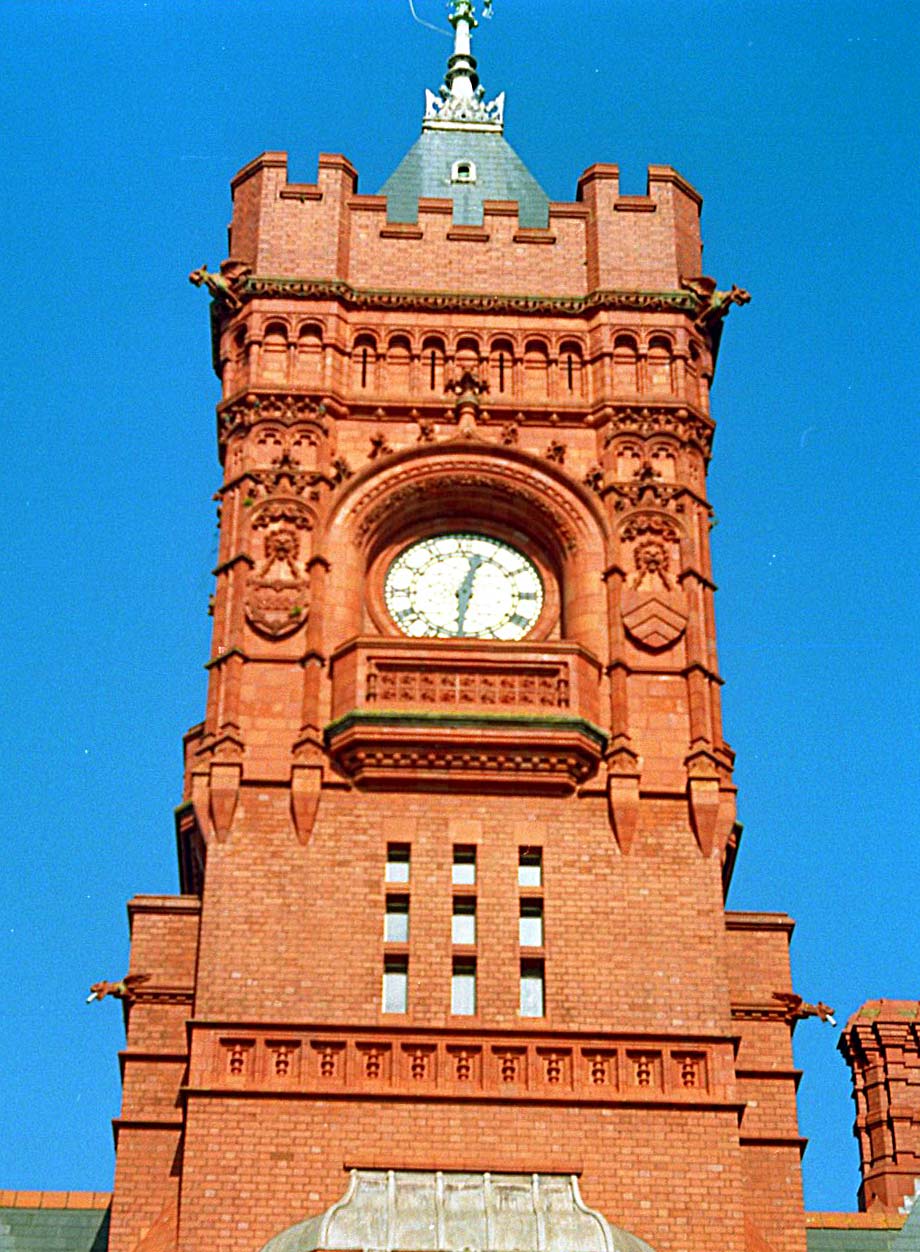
[384,533,544,640]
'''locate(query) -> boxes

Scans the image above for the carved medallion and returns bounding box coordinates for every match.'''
[620,517,688,650]
[245,501,312,638]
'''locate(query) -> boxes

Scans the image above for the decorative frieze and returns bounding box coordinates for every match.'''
[197,1026,733,1106]
[366,661,571,711]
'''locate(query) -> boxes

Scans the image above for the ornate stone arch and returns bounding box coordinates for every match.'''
[321,443,610,660]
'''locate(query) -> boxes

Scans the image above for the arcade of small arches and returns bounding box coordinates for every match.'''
[221,316,709,409]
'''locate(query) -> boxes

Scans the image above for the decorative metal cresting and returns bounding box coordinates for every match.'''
[424,1,505,131]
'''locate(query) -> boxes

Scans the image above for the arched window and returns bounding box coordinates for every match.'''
[455,336,481,380]
[559,340,584,397]
[523,339,550,400]
[254,425,285,465]
[262,321,289,385]
[422,336,446,393]
[451,160,477,184]
[615,442,643,480]
[612,334,639,394]
[686,341,701,406]
[490,338,514,395]
[386,335,412,394]
[225,325,248,393]
[647,336,673,394]
[294,323,323,389]
[353,333,377,391]
[650,443,677,481]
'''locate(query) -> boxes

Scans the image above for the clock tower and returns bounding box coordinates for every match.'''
[109,9,806,1252]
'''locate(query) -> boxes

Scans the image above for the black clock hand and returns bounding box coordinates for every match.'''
[455,555,483,634]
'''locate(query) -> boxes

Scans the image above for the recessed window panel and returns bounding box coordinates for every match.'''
[518,848,542,888]
[519,900,543,947]
[452,959,477,1016]
[520,960,545,1018]
[385,896,409,943]
[452,846,476,886]
[452,898,476,945]
[383,958,408,1013]
[386,843,410,884]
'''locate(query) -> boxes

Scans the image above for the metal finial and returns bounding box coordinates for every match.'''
[424,0,504,130]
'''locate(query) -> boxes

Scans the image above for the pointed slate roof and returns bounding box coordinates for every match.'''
[379,1,548,228]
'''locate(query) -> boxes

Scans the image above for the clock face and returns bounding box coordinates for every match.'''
[384,533,544,640]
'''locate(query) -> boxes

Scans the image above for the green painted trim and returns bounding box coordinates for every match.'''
[242,276,697,319]
[324,709,608,749]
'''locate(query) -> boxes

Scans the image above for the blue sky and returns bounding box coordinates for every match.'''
[0,0,917,1214]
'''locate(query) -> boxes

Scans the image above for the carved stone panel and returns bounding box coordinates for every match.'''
[619,514,688,650]
[245,498,312,637]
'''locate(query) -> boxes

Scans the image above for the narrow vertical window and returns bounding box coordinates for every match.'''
[566,353,574,392]
[384,896,409,943]
[498,351,505,393]
[452,898,476,945]
[361,346,368,388]
[429,350,436,390]
[520,959,545,1017]
[518,847,542,887]
[386,843,410,884]
[519,899,544,947]
[382,957,408,1013]
[452,958,477,1015]
[452,846,476,885]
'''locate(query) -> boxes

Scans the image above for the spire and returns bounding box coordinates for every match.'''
[424,0,505,133]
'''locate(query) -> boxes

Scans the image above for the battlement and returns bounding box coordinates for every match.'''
[228,151,704,295]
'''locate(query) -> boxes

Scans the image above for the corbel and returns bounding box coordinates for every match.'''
[685,747,722,856]
[605,741,642,854]
[290,733,325,846]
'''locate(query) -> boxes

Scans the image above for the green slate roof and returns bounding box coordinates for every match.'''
[808,1229,901,1252]
[379,129,549,228]
[808,1206,920,1252]
[0,1208,109,1252]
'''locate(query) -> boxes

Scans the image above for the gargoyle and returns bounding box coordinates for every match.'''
[86,973,151,1004]
[772,991,837,1027]
[188,261,250,311]
[681,275,751,332]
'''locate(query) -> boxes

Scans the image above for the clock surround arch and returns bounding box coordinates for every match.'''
[324,443,610,658]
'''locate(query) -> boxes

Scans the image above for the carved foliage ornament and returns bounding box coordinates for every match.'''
[619,514,688,650]
[218,392,327,443]
[245,499,313,637]
[604,406,713,458]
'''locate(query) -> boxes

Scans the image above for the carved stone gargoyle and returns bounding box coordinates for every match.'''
[86,972,151,1004]
[772,991,837,1027]
[188,259,251,311]
[681,275,751,334]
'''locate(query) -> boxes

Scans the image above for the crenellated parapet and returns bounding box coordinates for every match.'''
[223,151,711,297]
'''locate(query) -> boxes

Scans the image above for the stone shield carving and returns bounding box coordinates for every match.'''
[620,517,688,650]
[245,500,312,638]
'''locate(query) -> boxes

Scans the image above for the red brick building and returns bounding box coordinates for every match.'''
[4,8,919,1252]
